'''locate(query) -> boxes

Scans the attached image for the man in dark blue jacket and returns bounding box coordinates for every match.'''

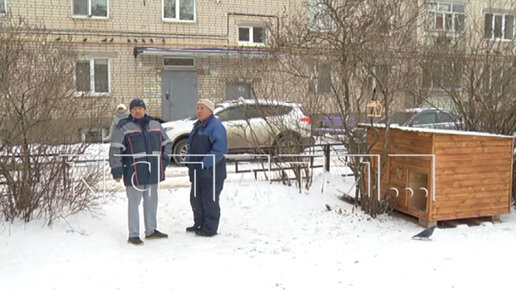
[109,98,172,245]
[185,99,227,237]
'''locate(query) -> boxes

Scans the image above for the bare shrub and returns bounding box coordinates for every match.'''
[256,0,421,215]
[0,17,111,225]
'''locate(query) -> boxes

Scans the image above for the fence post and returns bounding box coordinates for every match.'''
[324,144,330,172]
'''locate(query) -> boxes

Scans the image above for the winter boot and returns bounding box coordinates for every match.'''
[128,237,144,245]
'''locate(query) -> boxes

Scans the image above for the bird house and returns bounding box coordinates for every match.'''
[366,101,383,118]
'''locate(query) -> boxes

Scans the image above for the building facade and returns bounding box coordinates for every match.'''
[417,0,516,109]
[2,0,515,139]
[1,0,303,140]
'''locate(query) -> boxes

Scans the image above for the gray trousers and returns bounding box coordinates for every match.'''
[126,184,158,238]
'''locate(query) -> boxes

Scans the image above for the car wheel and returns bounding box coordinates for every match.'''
[274,132,303,155]
[172,138,188,165]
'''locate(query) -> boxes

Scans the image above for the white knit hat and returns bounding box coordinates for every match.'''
[116,103,127,111]
[197,99,215,112]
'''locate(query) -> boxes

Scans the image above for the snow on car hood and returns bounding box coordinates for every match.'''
[162,118,196,130]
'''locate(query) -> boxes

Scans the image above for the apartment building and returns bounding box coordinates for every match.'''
[418,0,516,108]
[1,0,308,140]
[2,1,514,139]
[421,0,515,41]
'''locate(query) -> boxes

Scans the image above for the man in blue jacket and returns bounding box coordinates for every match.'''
[185,99,227,237]
[109,98,172,245]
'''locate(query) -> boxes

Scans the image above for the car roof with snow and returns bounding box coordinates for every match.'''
[214,99,301,111]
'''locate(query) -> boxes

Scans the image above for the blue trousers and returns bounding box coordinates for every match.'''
[190,180,224,235]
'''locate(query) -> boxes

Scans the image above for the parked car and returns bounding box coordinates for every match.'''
[312,113,361,136]
[376,108,462,130]
[162,99,314,164]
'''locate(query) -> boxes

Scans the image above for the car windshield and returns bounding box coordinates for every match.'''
[185,105,225,121]
[379,111,416,124]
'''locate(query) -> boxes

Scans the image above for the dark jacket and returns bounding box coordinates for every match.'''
[186,114,227,182]
[109,114,171,186]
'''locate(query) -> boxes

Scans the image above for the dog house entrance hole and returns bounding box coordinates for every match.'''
[408,170,428,212]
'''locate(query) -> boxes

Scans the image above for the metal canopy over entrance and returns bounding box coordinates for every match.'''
[133,46,270,58]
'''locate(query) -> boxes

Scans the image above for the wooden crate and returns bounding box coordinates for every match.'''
[365,126,514,225]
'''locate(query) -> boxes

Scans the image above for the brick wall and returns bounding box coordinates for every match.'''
[2,0,299,125]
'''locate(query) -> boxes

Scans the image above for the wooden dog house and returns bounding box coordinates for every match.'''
[365,125,514,225]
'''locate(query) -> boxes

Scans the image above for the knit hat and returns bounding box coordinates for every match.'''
[116,104,127,111]
[197,99,215,112]
[129,98,146,110]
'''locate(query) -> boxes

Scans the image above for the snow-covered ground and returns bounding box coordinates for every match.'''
[1,165,515,289]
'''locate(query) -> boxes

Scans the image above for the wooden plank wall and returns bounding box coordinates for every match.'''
[366,127,514,222]
[366,127,433,218]
[432,134,513,220]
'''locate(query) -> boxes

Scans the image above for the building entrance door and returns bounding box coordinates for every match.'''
[161,71,197,121]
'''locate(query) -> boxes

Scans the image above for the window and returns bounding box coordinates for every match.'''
[72,0,108,18]
[164,57,195,67]
[238,26,266,45]
[413,112,437,125]
[480,64,514,91]
[76,59,110,95]
[0,57,5,91]
[80,128,107,142]
[216,106,245,122]
[241,105,261,119]
[309,63,331,93]
[484,13,514,40]
[422,60,462,90]
[370,2,394,35]
[438,112,458,123]
[369,64,389,92]
[226,83,251,100]
[163,0,195,21]
[425,2,465,34]
[259,105,293,117]
[1,0,6,16]
[308,0,334,31]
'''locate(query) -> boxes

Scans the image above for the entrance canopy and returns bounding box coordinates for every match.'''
[133,46,271,58]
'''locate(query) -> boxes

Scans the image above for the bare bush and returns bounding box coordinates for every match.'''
[0,18,111,225]
[255,0,421,215]
[418,23,516,136]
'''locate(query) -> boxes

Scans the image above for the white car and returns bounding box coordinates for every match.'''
[162,99,314,164]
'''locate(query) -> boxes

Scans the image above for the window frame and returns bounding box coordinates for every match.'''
[376,3,395,36]
[71,0,109,19]
[75,58,111,96]
[370,64,390,92]
[0,0,6,16]
[308,0,334,31]
[238,26,266,46]
[484,12,514,41]
[226,82,251,100]
[308,62,332,94]
[216,105,246,122]
[422,60,463,91]
[163,57,195,68]
[162,0,196,22]
[481,64,514,91]
[425,1,465,35]
[80,127,108,142]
